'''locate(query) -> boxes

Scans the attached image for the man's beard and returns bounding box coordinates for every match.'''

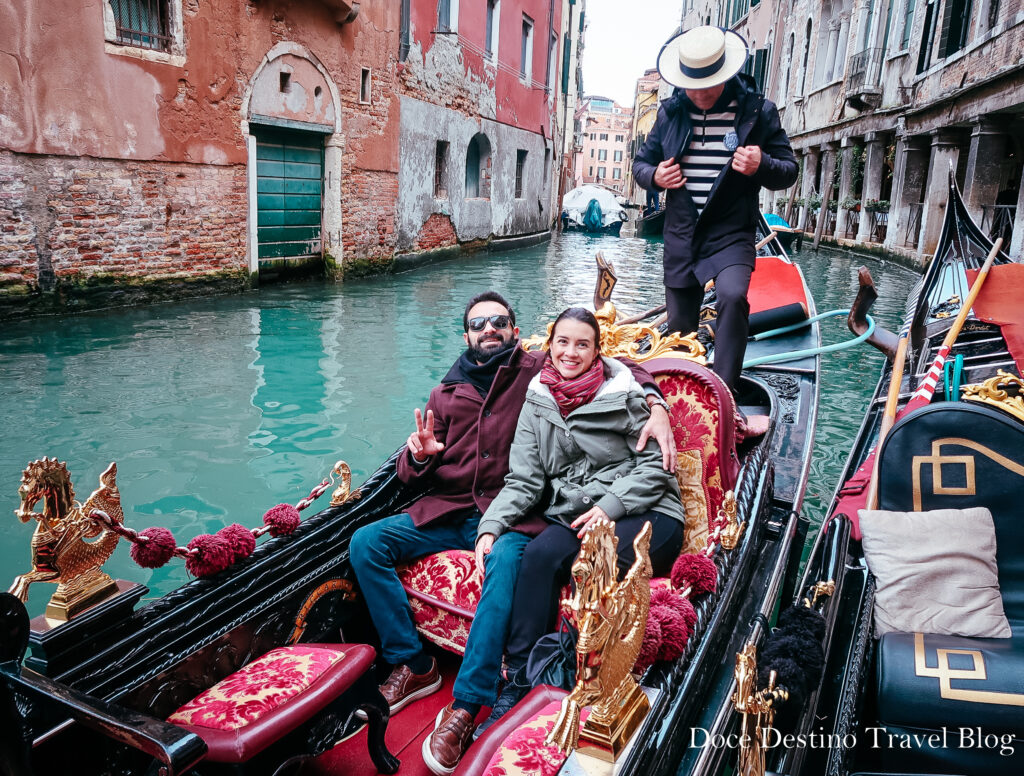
[467,335,515,364]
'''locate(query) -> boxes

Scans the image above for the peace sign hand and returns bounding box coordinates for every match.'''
[408,408,445,463]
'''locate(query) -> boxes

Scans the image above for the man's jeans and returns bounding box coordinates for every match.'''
[349,512,530,707]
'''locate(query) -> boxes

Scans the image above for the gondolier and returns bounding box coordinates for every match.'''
[633,26,798,398]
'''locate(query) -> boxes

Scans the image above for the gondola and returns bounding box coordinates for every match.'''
[635,208,665,238]
[731,173,1020,776]
[0,226,822,776]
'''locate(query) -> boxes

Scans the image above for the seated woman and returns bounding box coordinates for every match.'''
[475,307,686,733]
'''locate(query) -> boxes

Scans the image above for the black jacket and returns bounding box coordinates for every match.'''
[633,75,797,288]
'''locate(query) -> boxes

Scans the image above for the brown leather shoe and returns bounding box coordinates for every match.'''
[380,658,442,714]
[356,658,442,719]
[422,703,475,775]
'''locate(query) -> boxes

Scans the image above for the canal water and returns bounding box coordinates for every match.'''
[1,234,918,618]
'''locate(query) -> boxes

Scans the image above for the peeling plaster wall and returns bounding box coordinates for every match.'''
[397,97,551,250]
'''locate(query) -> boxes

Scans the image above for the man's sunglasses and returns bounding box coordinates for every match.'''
[467,315,512,332]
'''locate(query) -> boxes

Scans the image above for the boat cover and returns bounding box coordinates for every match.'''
[966,264,1024,374]
[562,185,626,228]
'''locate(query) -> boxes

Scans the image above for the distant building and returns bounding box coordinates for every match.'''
[722,0,1024,262]
[626,69,665,205]
[578,97,633,194]
[1,0,565,318]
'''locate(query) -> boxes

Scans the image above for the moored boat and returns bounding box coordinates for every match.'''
[636,208,665,238]
[561,185,628,235]
[734,173,1021,776]
[1,239,824,776]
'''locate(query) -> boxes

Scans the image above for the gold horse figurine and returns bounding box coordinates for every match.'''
[547,519,653,761]
[9,458,124,620]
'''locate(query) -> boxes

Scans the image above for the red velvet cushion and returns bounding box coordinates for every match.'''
[455,685,584,776]
[168,643,375,763]
[398,549,481,654]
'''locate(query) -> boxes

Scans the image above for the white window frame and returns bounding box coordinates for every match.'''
[438,0,461,33]
[521,14,534,83]
[103,0,185,66]
[486,0,500,63]
[359,68,372,104]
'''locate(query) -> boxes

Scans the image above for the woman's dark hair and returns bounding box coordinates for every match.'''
[548,307,601,352]
[463,291,516,331]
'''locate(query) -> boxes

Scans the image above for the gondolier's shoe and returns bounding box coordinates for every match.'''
[423,702,475,774]
[356,657,441,719]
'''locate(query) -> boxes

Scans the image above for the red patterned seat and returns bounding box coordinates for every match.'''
[453,685,581,776]
[399,359,737,654]
[168,643,397,772]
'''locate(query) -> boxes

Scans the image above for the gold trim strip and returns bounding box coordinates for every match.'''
[913,633,1024,706]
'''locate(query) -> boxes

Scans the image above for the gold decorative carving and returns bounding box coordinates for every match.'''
[547,520,653,761]
[719,491,744,550]
[913,632,1024,706]
[807,580,836,608]
[328,460,360,507]
[733,643,788,776]
[911,438,1024,511]
[9,459,123,620]
[961,370,1024,424]
[522,302,706,365]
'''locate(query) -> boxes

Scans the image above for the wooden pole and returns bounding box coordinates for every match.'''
[755,231,778,252]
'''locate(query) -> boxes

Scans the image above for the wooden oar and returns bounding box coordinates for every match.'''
[617,304,667,325]
[865,324,910,509]
[901,237,1002,416]
[755,231,778,252]
[864,237,1001,510]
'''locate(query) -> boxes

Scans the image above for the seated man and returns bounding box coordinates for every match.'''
[349,292,675,775]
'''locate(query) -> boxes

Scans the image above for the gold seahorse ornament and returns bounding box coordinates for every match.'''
[546,519,653,762]
[9,459,124,620]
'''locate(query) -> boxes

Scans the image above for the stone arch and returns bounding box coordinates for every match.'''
[240,43,345,277]
[465,133,492,199]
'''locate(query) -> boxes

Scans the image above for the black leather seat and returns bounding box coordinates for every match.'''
[873,402,1024,774]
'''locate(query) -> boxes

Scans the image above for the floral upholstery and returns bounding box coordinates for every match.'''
[169,645,347,730]
[480,701,591,776]
[656,372,725,555]
[398,550,481,654]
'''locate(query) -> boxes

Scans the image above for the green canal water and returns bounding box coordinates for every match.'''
[1,234,918,618]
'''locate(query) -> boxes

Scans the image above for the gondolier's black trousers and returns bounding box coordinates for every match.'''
[665,264,752,392]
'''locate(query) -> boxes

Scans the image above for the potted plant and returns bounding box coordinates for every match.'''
[840,196,861,211]
[808,193,822,212]
[775,196,789,214]
[793,196,806,208]
[827,199,838,213]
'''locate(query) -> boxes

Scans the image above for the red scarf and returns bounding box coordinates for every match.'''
[540,355,606,417]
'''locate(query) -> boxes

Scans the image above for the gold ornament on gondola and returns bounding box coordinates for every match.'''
[522,301,706,364]
[9,459,123,620]
[961,370,1024,424]
[547,519,653,762]
[733,643,789,776]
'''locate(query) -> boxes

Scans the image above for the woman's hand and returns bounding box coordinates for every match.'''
[571,506,610,538]
[408,408,445,462]
[637,403,676,471]
[475,533,496,580]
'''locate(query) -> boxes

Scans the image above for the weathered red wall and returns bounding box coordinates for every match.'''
[494,0,560,136]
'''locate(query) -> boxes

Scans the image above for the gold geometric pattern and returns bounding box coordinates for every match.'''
[913,632,1024,706]
[911,438,1024,511]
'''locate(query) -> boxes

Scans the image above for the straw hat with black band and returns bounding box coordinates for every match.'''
[657,26,749,90]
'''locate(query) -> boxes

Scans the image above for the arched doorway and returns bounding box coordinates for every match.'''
[465,133,492,199]
[242,44,343,278]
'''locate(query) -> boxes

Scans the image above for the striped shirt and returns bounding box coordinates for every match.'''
[679,100,737,214]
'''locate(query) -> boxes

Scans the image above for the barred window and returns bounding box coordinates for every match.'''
[110,0,172,52]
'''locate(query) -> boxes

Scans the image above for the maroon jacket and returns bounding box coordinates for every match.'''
[396,345,659,533]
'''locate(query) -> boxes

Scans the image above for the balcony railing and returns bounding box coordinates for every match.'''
[846,47,884,94]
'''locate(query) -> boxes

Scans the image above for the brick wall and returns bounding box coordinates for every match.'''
[413,213,458,251]
[340,169,400,262]
[0,151,247,294]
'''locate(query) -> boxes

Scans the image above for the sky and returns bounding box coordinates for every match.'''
[580,0,684,106]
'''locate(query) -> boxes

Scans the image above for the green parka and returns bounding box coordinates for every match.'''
[477,357,686,540]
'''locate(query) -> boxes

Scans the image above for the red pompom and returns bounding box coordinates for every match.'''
[635,615,663,673]
[671,553,717,595]
[131,527,177,569]
[263,504,301,537]
[185,533,233,578]
[218,523,256,563]
[678,596,697,632]
[651,586,699,633]
[652,605,690,662]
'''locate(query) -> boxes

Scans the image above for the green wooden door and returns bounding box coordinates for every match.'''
[256,130,324,262]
